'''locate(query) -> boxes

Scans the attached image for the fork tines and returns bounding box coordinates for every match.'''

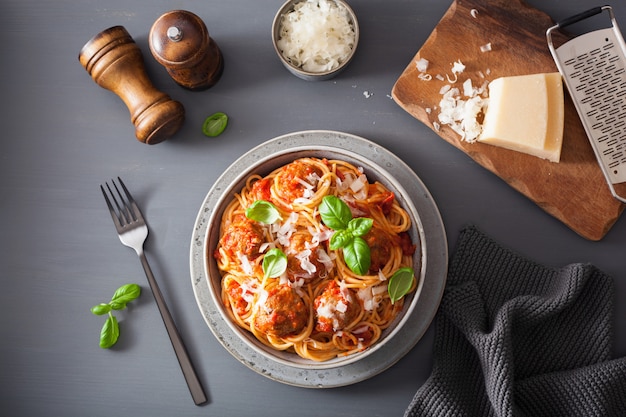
[101,177,140,227]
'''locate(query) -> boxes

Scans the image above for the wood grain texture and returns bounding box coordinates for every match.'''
[392,0,625,240]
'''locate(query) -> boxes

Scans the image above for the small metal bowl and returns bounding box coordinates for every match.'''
[272,0,359,81]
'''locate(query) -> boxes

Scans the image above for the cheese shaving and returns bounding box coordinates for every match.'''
[317,248,334,272]
[274,212,299,246]
[416,57,429,72]
[480,42,492,53]
[352,325,369,334]
[240,280,257,303]
[296,248,317,275]
[349,174,367,193]
[418,73,433,81]
[372,283,388,296]
[238,254,254,275]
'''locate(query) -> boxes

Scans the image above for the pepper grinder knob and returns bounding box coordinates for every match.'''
[78,26,185,145]
[149,10,224,91]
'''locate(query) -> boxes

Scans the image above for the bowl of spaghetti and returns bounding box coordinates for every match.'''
[191,131,447,385]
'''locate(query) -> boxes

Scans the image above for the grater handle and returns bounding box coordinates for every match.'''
[556,6,603,29]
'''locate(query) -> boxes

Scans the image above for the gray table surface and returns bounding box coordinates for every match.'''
[2,0,625,416]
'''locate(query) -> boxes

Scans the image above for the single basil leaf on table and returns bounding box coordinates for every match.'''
[342,236,371,276]
[388,267,414,304]
[319,195,352,231]
[99,314,120,349]
[202,112,228,137]
[246,200,282,224]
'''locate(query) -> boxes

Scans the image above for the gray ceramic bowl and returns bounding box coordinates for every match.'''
[272,0,359,81]
[190,131,448,387]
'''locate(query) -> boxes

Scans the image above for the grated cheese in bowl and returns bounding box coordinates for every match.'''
[274,0,358,79]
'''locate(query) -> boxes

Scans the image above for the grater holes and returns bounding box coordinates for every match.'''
[558,30,626,183]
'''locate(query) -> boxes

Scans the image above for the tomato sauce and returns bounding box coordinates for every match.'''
[250,178,272,202]
[399,231,416,256]
[226,280,248,316]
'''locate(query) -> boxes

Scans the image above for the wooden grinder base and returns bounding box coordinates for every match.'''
[79,26,185,144]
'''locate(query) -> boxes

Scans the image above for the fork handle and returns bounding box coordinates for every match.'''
[139,252,208,405]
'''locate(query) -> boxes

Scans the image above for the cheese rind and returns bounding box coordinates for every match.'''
[478,73,564,162]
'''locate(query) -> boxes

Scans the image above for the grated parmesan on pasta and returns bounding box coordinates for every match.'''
[277,0,356,73]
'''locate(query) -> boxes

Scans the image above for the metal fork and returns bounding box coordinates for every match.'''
[101,177,207,406]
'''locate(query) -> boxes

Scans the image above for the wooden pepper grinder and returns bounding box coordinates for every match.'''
[149,10,224,91]
[79,26,185,145]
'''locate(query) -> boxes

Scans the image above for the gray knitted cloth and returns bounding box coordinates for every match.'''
[405,226,626,417]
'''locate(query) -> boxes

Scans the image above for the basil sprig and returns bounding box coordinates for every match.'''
[319,195,372,275]
[246,200,282,224]
[91,283,141,349]
[263,248,287,279]
[388,267,414,304]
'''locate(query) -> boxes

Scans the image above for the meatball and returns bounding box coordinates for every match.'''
[254,285,309,337]
[314,281,360,333]
[286,231,326,281]
[217,215,265,259]
[363,226,394,273]
[274,160,322,203]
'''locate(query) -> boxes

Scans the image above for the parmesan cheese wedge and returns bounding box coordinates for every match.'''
[478,73,564,162]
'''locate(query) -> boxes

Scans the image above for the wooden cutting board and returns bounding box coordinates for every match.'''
[392,0,625,240]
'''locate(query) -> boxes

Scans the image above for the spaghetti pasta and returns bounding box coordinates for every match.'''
[213,157,419,361]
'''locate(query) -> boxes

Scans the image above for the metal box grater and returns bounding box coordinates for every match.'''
[547,5,626,203]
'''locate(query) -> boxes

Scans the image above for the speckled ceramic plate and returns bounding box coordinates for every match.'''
[190,130,447,388]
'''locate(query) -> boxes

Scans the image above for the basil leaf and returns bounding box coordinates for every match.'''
[110,284,141,309]
[329,229,353,250]
[99,314,120,349]
[263,248,287,279]
[246,200,281,224]
[91,303,112,316]
[202,112,228,137]
[342,237,371,276]
[319,195,352,231]
[388,267,414,304]
[347,217,373,237]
